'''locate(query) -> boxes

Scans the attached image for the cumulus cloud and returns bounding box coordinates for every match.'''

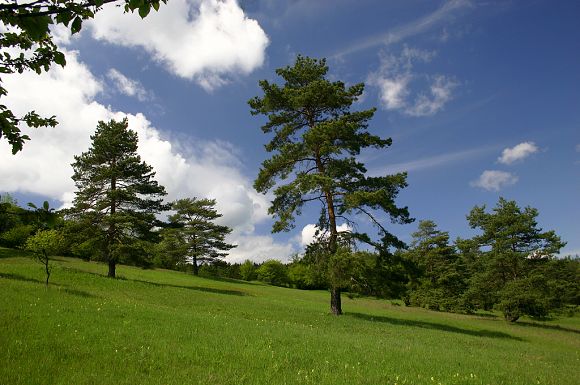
[368,47,457,116]
[498,141,539,165]
[87,0,269,91]
[106,69,151,101]
[300,223,351,247]
[226,235,296,263]
[0,49,291,262]
[470,170,518,191]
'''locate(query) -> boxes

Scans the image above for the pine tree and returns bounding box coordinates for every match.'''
[70,118,167,277]
[464,197,565,321]
[405,220,466,311]
[168,198,236,276]
[249,56,413,315]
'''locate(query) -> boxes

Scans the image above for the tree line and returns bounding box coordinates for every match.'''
[186,198,578,324]
[0,55,577,322]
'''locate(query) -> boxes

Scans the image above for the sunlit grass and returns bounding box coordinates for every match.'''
[1,247,578,385]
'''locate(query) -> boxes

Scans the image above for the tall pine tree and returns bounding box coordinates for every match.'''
[249,56,412,315]
[70,118,167,277]
[167,198,236,276]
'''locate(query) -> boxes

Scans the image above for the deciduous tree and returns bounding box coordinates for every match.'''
[25,229,64,286]
[0,0,166,153]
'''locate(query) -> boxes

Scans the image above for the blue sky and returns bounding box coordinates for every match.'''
[1,0,578,261]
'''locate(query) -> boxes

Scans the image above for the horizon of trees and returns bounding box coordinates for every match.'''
[1,188,578,322]
[0,54,577,322]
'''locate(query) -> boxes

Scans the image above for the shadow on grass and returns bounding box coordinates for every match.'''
[129,278,248,297]
[347,312,523,341]
[515,320,580,335]
[0,247,31,259]
[0,272,97,298]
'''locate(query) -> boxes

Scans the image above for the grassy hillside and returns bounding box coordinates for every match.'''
[1,248,578,385]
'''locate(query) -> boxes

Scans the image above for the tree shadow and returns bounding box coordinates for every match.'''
[62,267,248,296]
[0,272,97,298]
[0,272,42,284]
[0,247,31,259]
[129,278,248,297]
[199,275,260,286]
[515,320,580,335]
[59,287,96,298]
[347,312,523,341]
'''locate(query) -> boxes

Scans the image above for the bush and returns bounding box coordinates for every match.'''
[240,260,257,281]
[287,263,317,289]
[497,277,550,322]
[0,224,35,248]
[256,260,288,286]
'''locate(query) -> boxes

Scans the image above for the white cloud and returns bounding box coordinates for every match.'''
[300,223,351,247]
[368,48,457,116]
[0,49,291,262]
[88,0,269,91]
[370,145,495,175]
[498,141,539,165]
[470,170,518,191]
[334,0,472,57]
[106,69,151,101]
[405,75,457,116]
[375,75,411,110]
[226,235,296,264]
[575,143,580,152]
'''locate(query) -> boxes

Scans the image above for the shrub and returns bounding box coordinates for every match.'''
[240,260,257,281]
[497,277,550,322]
[0,224,35,248]
[256,260,288,286]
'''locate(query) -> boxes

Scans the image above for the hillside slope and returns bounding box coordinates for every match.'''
[1,249,578,385]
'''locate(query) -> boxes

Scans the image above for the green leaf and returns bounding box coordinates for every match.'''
[54,52,66,67]
[138,4,151,18]
[71,17,82,34]
[18,15,51,40]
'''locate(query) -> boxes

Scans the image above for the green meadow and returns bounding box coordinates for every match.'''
[1,248,578,385]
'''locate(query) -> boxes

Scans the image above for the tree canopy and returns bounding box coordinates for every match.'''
[165,198,236,276]
[0,0,166,154]
[69,118,167,277]
[405,220,466,311]
[463,198,566,321]
[249,55,413,314]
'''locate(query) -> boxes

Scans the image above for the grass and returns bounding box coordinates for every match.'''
[0,247,578,385]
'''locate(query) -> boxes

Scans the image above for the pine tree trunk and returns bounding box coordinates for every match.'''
[108,260,116,278]
[330,286,342,315]
[192,255,198,276]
